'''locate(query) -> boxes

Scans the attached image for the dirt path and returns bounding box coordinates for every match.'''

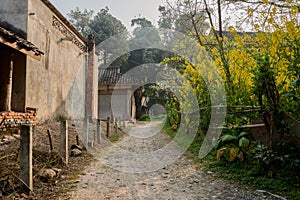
[68,121,279,200]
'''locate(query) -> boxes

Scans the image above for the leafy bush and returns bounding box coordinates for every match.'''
[139,114,150,121]
[216,130,251,162]
[253,141,300,178]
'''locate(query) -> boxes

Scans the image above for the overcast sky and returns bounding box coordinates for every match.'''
[50,0,166,29]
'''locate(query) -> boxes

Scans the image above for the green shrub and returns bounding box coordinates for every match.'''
[139,114,150,121]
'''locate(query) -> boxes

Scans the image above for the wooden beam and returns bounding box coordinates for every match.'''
[4,55,13,111]
[212,123,265,130]
[98,84,135,90]
[0,36,41,61]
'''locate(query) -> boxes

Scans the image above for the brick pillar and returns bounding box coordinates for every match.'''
[86,34,98,119]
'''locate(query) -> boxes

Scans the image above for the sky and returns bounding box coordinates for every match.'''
[50,0,166,30]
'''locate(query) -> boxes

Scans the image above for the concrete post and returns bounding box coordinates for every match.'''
[83,116,89,149]
[88,140,94,148]
[122,114,125,129]
[117,117,120,128]
[60,120,68,164]
[20,124,33,193]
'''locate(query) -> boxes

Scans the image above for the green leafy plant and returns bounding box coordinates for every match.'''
[253,141,300,178]
[216,130,251,162]
[139,114,150,121]
[165,96,180,129]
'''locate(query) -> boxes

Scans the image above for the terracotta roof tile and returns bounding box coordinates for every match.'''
[0,26,44,56]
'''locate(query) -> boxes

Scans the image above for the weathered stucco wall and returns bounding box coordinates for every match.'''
[0,0,28,36]
[26,0,87,121]
[98,86,132,120]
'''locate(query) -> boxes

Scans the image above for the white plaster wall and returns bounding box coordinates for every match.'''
[26,0,86,121]
[99,94,111,120]
[99,91,131,120]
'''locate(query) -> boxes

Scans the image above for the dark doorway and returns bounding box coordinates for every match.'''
[0,42,26,112]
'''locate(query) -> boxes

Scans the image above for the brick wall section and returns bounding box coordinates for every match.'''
[86,34,96,118]
[0,107,37,129]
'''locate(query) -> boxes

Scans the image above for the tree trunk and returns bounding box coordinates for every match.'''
[217,0,222,39]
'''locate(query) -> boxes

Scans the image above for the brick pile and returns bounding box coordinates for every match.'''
[0,107,38,129]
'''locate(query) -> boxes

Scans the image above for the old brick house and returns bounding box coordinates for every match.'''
[0,0,98,122]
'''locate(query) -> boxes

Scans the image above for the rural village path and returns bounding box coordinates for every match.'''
[68,121,280,200]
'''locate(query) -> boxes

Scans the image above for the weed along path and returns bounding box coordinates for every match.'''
[68,121,278,200]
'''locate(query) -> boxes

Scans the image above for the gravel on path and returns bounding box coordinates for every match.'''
[68,121,281,200]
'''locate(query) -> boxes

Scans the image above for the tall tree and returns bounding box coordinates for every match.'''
[68,7,129,67]
[158,1,210,42]
[122,17,163,73]
[90,8,129,66]
[67,7,94,38]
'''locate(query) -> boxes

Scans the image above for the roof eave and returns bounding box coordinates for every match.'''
[0,34,42,60]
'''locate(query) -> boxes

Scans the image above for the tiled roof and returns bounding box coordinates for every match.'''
[0,26,44,56]
[99,67,142,85]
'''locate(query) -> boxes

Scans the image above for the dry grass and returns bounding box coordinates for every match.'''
[0,121,94,199]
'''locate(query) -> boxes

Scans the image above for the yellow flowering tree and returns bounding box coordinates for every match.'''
[163,0,299,146]
[216,2,299,148]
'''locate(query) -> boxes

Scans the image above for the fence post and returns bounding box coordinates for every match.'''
[96,119,101,144]
[83,116,89,149]
[107,117,110,137]
[118,117,122,128]
[20,124,33,193]
[115,117,118,134]
[122,114,125,128]
[60,120,68,164]
[93,119,97,143]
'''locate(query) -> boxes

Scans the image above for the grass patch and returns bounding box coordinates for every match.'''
[109,133,122,143]
[108,127,127,143]
[151,114,167,121]
[163,123,300,200]
[202,157,300,200]
[163,123,204,155]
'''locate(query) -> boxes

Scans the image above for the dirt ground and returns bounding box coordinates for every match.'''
[0,121,285,200]
[67,122,281,200]
[0,121,94,200]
